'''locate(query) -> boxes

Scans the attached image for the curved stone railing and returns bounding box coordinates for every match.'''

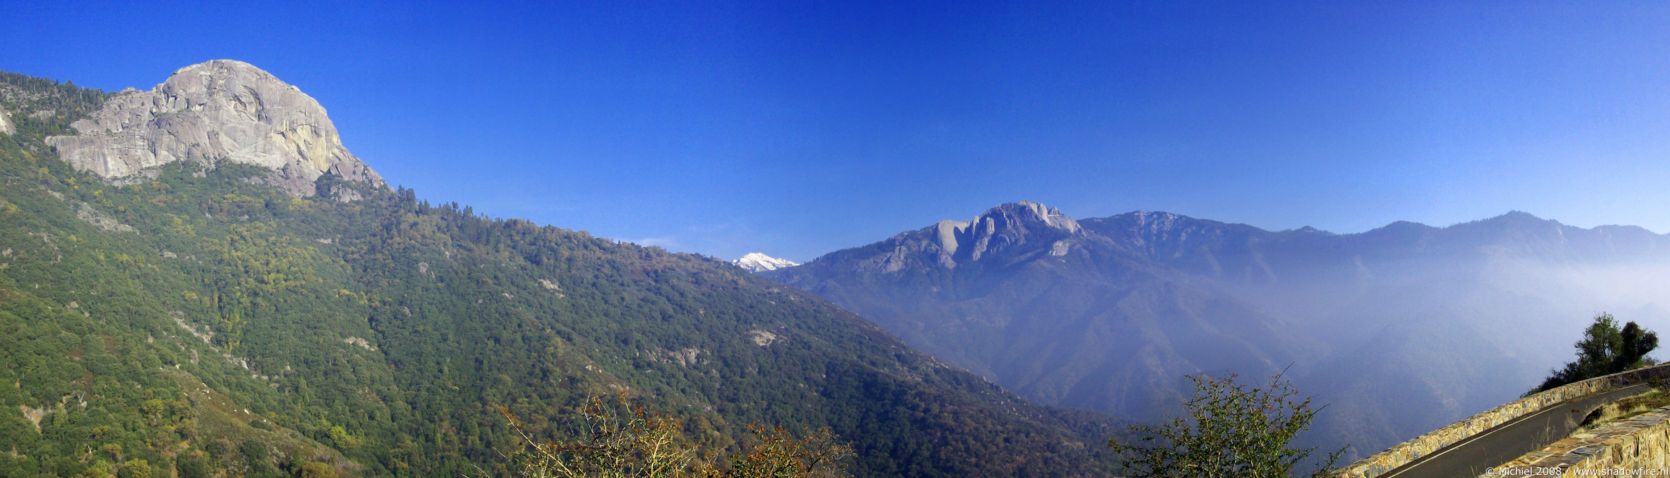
[1491,405,1670,476]
[1336,363,1670,478]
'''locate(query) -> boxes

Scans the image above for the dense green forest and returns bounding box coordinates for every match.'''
[0,71,1114,476]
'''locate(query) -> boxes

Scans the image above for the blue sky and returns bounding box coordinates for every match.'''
[5,1,1670,260]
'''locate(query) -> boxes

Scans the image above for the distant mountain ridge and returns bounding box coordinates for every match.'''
[769,201,1670,458]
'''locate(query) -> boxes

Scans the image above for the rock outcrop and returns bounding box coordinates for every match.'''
[937,200,1082,263]
[0,106,13,135]
[46,60,382,197]
[854,200,1086,273]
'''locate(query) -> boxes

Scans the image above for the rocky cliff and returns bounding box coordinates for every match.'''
[936,200,1083,264]
[46,60,382,197]
[849,200,1088,273]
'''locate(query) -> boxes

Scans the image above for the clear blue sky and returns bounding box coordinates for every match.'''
[5,1,1670,260]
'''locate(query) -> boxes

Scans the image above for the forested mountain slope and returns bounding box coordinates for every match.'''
[0,66,1112,477]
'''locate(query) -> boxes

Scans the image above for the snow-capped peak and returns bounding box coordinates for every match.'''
[734,252,799,273]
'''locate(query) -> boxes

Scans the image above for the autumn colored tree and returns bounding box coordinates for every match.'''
[501,394,851,478]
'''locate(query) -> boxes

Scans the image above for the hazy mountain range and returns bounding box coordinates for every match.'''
[768,200,1670,458]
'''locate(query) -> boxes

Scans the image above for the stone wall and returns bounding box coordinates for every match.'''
[1336,363,1670,478]
[1489,406,1670,477]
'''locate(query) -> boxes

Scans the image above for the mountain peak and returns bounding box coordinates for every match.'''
[1494,210,1546,221]
[166,59,279,84]
[1122,210,1192,229]
[46,59,383,198]
[1466,210,1559,229]
[734,252,799,272]
[978,200,1082,235]
[922,201,1082,265]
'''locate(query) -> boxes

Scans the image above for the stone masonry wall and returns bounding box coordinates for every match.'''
[1488,406,1670,477]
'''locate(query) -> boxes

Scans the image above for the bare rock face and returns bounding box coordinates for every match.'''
[0,106,13,135]
[912,200,1083,269]
[46,60,383,197]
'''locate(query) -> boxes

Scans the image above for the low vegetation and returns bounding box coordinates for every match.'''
[500,394,851,478]
[1579,388,1670,431]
